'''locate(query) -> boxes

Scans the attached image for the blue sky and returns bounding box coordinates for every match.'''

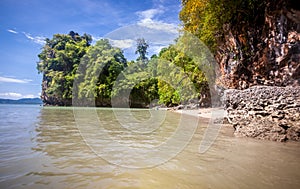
[0,0,181,99]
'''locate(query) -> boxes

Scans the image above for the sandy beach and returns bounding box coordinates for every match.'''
[171,107,234,137]
[172,107,227,119]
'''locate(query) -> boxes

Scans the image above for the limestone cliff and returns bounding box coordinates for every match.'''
[217,0,300,89]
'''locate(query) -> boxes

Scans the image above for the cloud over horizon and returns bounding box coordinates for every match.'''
[0,92,37,99]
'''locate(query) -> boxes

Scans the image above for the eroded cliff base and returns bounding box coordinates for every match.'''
[225,86,300,142]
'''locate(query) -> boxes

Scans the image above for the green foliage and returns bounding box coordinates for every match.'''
[157,80,180,106]
[179,0,265,51]
[112,58,159,107]
[37,0,268,107]
[135,38,149,63]
[37,31,209,107]
[157,45,208,106]
[76,39,127,103]
[37,31,92,105]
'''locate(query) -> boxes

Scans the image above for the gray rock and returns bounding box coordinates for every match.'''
[224,86,300,142]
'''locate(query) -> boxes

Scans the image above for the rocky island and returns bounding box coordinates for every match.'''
[37,0,300,142]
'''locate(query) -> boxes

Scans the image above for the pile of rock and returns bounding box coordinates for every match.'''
[224,86,300,141]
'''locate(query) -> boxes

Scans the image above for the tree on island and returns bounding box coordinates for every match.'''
[37,32,209,107]
[37,31,92,106]
[135,38,149,64]
[76,39,127,106]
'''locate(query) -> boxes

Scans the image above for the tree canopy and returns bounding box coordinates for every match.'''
[157,45,209,106]
[179,0,265,51]
[37,31,92,105]
[135,38,149,64]
[37,31,210,107]
[76,39,127,106]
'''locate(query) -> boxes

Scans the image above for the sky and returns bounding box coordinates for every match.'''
[0,0,181,99]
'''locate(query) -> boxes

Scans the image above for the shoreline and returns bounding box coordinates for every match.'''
[170,107,227,120]
[170,107,235,137]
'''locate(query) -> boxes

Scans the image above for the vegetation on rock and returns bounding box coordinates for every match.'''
[38,0,299,107]
[37,33,209,107]
[37,31,92,105]
[180,0,300,89]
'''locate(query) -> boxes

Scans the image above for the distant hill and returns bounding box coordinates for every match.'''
[0,98,42,104]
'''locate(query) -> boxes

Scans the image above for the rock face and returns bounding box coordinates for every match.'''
[41,74,72,106]
[219,1,300,142]
[224,86,300,141]
[217,0,300,89]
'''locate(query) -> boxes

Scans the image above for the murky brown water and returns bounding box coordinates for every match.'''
[0,105,299,188]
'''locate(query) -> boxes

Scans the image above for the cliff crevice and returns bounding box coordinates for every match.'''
[217,0,300,89]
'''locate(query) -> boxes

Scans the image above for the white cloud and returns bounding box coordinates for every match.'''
[103,6,179,59]
[149,44,167,54]
[136,8,164,20]
[6,29,45,45]
[23,32,46,45]
[0,92,38,99]
[136,8,178,34]
[0,92,22,99]
[92,35,102,42]
[109,39,135,49]
[7,29,18,34]
[91,37,135,49]
[23,94,36,98]
[0,76,32,84]
[138,19,178,34]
